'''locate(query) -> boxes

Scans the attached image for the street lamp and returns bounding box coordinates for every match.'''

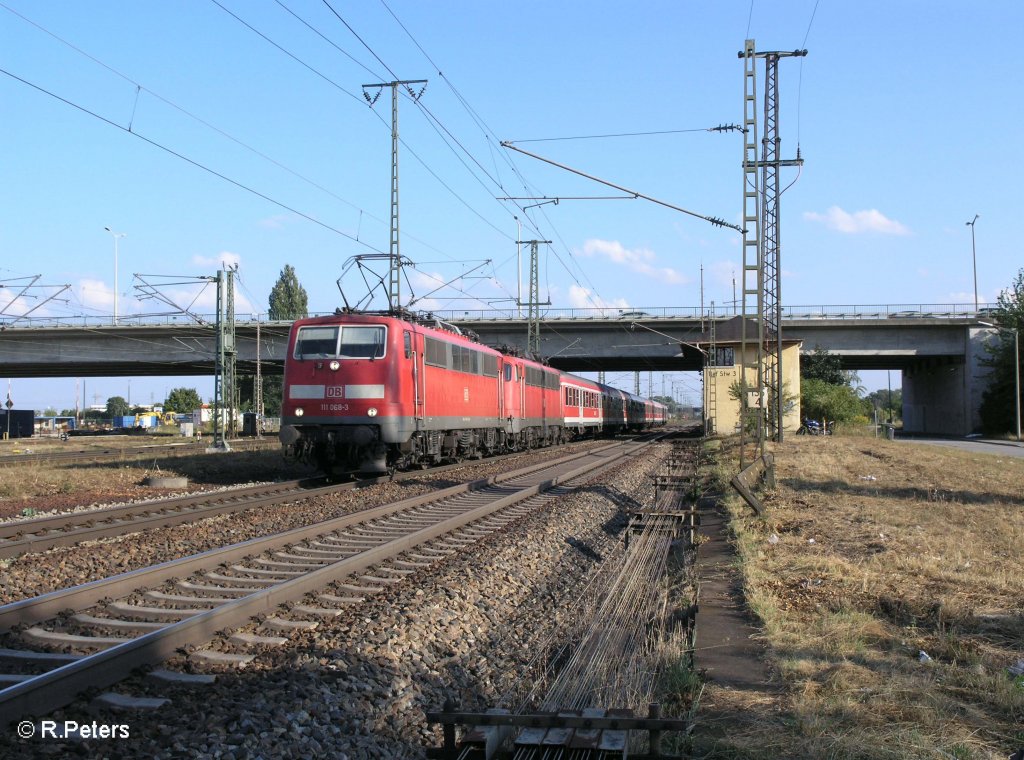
[104,227,126,323]
[979,321,1021,442]
[966,214,979,313]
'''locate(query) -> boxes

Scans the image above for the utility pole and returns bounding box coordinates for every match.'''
[738,40,806,462]
[362,79,427,312]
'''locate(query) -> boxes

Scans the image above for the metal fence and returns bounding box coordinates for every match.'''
[0,303,998,329]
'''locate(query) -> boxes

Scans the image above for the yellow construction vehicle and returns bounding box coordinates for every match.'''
[134,411,177,428]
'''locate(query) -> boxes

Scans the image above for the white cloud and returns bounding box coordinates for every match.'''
[803,206,909,235]
[160,283,254,317]
[407,268,445,290]
[567,285,630,310]
[191,251,242,269]
[258,214,291,230]
[708,260,738,289]
[76,278,114,312]
[946,291,977,305]
[579,239,688,284]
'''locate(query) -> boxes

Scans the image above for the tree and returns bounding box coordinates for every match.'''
[59,408,77,417]
[801,346,846,385]
[728,378,798,433]
[268,265,309,321]
[651,395,681,418]
[800,378,865,425]
[864,388,902,422]
[42,406,58,417]
[243,265,310,416]
[978,268,1024,434]
[105,396,130,417]
[164,387,203,414]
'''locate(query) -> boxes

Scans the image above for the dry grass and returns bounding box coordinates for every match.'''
[693,435,1024,759]
[0,446,305,510]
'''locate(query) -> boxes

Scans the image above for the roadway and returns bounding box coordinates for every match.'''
[898,436,1024,459]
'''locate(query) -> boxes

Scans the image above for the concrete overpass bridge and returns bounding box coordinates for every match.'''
[0,303,1002,435]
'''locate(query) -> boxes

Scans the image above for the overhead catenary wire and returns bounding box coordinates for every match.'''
[209,1,517,252]
[0,1,474,265]
[15,0,633,319]
[505,126,734,143]
[796,0,821,146]
[374,0,620,312]
[319,0,512,207]
[0,67,384,252]
[316,0,541,248]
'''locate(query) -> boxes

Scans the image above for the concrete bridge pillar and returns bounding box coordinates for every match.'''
[902,327,994,435]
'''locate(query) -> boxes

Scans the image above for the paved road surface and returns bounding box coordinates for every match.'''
[898,436,1024,459]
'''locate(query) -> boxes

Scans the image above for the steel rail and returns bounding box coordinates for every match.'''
[0,436,654,725]
[0,438,277,467]
[0,440,618,559]
[0,479,343,559]
[0,439,633,628]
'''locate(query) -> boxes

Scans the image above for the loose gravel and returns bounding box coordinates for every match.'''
[0,441,609,604]
[2,441,674,760]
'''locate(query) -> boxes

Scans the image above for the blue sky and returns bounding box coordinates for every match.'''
[2,1,1020,411]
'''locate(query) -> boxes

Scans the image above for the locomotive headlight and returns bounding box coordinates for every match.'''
[329,360,340,371]
[295,407,304,417]
[367,407,378,417]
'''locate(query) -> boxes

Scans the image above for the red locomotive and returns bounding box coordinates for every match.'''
[278,311,666,476]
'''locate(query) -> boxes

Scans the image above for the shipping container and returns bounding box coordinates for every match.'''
[0,410,35,439]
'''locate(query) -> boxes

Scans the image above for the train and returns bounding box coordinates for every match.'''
[278,311,667,476]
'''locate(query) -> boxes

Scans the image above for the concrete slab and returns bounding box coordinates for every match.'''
[694,503,776,690]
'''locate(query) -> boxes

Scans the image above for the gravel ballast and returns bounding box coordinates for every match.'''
[0,442,608,604]
[2,441,673,759]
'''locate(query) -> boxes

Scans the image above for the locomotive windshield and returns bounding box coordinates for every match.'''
[293,325,386,360]
[338,326,386,358]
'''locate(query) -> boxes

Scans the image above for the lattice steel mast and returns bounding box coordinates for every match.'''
[213,267,236,449]
[759,47,806,445]
[362,79,427,312]
[706,301,718,435]
[739,40,806,464]
[255,316,263,437]
[520,239,551,357]
[739,40,762,468]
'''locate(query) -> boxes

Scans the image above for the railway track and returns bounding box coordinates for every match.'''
[0,478,327,559]
[0,440,618,559]
[0,437,277,468]
[0,434,657,726]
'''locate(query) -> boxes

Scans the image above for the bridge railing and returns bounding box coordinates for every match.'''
[0,303,997,329]
[433,303,995,322]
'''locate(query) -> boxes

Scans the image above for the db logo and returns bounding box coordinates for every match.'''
[326,386,344,398]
